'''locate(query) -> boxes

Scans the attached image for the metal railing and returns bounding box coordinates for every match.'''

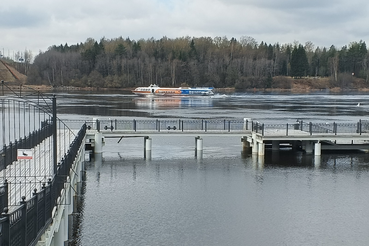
[0,123,86,246]
[252,120,369,136]
[0,84,86,246]
[62,118,250,133]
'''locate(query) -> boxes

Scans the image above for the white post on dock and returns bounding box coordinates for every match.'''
[314,142,321,156]
[94,132,103,154]
[196,137,203,159]
[144,137,152,160]
[258,142,265,156]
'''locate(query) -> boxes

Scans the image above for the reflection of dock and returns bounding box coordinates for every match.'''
[133,97,213,108]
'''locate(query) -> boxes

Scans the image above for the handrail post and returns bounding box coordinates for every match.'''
[20,196,27,246]
[1,207,10,246]
[52,95,57,175]
[96,120,100,132]
[286,123,288,136]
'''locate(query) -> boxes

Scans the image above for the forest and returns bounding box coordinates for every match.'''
[12,36,369,89]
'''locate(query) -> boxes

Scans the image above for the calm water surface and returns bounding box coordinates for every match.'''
[57,91,369,246]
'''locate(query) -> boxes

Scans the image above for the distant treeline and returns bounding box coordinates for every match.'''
[24,36,369,89]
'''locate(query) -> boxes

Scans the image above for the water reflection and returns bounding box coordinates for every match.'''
[133,97,213,109]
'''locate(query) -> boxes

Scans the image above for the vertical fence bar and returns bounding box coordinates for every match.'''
[309,122,312,135]
[53,95,58,176]
[286,123,289,136]
[262,124,264,136]
[1,209,10,246]
[359,119,362,135]
[228,120,231,132]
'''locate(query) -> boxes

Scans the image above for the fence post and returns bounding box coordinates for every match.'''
[96,119,100,132]
[52,95,57,176]
[300,120,303,131]
[309,122,312,135]
[286,123,288,136]
[359,119,362,135]
[333,122,337,135]
[33,189,39,235]
[0,207,10,246]
[262,124,264,136]
[181,120,184,132]
[228,120,231,132]
[20,196,27,246]
[9,142,13,164]
[205,121,207,132]
[133,119,136,132]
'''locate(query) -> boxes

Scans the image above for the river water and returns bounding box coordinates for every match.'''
[54,91,369,246]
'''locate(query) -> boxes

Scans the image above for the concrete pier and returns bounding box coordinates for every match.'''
[195,137,203,159]
[144,137,152,160]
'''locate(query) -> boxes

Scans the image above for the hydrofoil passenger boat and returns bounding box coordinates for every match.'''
[132,84,214,96]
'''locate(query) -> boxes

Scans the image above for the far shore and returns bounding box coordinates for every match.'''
[2,79,369,95]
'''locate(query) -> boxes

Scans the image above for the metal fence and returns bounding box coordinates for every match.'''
[0,84,85,246]
[0,123,86,246]
[63,118,250,132]
[252,120,369,136]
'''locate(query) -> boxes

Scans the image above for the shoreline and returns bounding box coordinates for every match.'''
[2,83,369,95]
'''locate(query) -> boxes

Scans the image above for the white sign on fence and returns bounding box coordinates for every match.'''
[17,149,33,160]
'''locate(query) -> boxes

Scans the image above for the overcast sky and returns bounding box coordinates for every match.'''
[1,0,369,59]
